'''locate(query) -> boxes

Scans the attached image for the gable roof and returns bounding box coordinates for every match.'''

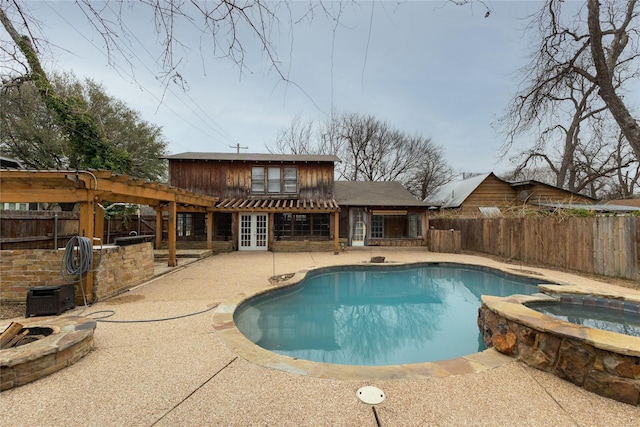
[606,198,640,208]
[424,172,597,208]
[509,179,597,201]
[334,181,426,207]
[163,152,340,163]
[536,202,640,213]
[424,173,494,208]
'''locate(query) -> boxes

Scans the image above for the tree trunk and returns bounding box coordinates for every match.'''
[587,0,640,162]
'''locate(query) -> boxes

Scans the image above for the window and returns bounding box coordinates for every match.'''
[370,213,422,239]
[371,215,384,238]
[408,213,420,238]
[251,167,265,192]
[268,167,281,193]
[275,213,330,238]
[283,167,297,193]
[177,213,193,237]
[2,203,28,211]
[251,166,297,194]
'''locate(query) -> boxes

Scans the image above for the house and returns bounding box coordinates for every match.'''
[0,156,38,211]
[164,152,430,251]
[164,152,341,251]
[425,172,596,217]
[334,181,428,247]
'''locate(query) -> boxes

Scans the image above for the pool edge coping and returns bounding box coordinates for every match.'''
[212,260,552,380]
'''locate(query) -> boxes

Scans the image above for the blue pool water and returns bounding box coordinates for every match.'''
[530,302,640,338]
[234,263,544,366]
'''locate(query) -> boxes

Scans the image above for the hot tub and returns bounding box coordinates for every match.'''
[478,288,640,406]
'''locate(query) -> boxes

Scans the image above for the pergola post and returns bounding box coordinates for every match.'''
[207,210,214,250]
[94,202,105,246]
[155,208,163,250]
[78,200,95,304]
[334,211,340,254]
[167,201,177,267]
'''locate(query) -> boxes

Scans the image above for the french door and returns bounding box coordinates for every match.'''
[239,213,268,250]
[351,208,366,246]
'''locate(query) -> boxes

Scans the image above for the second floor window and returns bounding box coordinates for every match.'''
[251,167,265,192]
[268,167,280,192]
[252,166,297,194]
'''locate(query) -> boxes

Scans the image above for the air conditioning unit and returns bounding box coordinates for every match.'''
[26,284,75,317]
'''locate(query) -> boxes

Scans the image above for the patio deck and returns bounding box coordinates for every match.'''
[1,249,639,426]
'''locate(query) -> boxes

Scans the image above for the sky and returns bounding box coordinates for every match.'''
[10,1,560,175]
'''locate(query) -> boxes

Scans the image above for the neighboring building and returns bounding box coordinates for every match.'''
[425,173,596,217]
[164,152,430,250]
[0,156,23,169]
[334,181,428,247]
[606,198,640,209]
[164,152,340,251]
[0,157,38,211]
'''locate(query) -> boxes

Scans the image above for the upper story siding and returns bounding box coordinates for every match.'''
[166,153,338,200]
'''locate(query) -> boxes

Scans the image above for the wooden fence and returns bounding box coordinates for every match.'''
[429,216,640,281]
[0,211,156,250]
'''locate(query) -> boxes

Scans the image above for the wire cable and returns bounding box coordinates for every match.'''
[60,236,217,323]
[85,304,218,323]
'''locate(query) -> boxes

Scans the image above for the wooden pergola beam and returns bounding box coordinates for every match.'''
[0,169,219,298]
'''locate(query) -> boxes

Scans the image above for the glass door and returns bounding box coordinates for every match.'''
[351,208,366,246]
[239,213,268,250]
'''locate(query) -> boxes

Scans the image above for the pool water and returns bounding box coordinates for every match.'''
[234,263,543,366]
[530,302,640,338]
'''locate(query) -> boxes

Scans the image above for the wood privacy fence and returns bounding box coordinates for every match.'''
[429,216,640,281]
[0,211,156,250]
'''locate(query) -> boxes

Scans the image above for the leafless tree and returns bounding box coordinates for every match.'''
[587,0,640,160]
[270,113,316,155]
[499,0,640,197]
[269,111,454,199]
[0,1,343,90]
[608,130,640,198]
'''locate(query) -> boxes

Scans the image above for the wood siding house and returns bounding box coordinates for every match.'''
[165,152,340,252]
[425,173,595,217]
[334,181,428,247]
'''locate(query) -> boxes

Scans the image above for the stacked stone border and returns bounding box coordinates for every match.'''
[1,243,154,303]
[0,316,96,390]
[478,290,640,406]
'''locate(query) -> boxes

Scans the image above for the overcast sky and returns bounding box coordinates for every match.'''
[20,1,563,175]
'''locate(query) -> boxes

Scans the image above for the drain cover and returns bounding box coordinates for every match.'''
[357,386,385,404]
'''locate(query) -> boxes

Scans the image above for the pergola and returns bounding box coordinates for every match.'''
[0,169,219,298]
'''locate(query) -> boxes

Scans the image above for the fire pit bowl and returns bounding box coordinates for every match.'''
[0,316,96,390]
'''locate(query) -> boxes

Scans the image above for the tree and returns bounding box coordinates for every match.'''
[0,5,130,173]
[587,0,640,160]
[498,0,640,197]
[1,72,168,181]
[269,111,454,199]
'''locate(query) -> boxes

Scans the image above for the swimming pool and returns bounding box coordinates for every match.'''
[234,263,545,366]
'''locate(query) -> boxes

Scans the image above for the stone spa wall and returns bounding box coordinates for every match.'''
[1,243,154,303]
[478,294,640,406]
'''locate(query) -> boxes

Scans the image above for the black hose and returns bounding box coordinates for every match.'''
[61,236,93,276]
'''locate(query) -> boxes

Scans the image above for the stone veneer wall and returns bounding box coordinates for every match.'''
[93,243,154,300]
[0,316,96,391]
[478,303,640,406]
[1,243,154,303]
[1,250,71,302]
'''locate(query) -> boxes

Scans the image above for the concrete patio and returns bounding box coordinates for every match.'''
[1,249,639,426]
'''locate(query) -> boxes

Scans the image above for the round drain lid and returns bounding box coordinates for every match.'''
[357,386,385,405]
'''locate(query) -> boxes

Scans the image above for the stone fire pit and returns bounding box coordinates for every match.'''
[0,316,96,391]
